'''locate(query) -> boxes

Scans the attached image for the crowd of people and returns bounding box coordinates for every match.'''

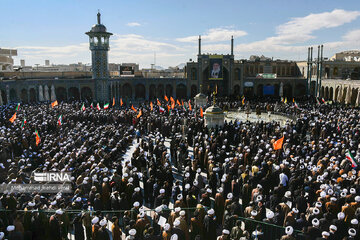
[0,96,359,240]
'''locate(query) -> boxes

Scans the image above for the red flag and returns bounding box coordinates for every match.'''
[164,95,169,101]
[170,97,175,103]
[181,100,184,106]
[273,136,284,150]
[189,101,192,111]
[9,113,16,123]
[177,99,181,106]
[200,107,203,117]
[150,102,153,111]
[112,97,115,106]
[167,105,171,112]
[171,101,175,109]
[131,105,137,112]
[120,98,123,106]
[35,130,41,146]
[137,110,142,118]
[157,99,161,106]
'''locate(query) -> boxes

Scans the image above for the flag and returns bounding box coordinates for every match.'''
[90,103,93,109]
[316,98,320,105]
[81,103,85,111]
[159,106,165,113]
[21,118,27,129]
[150,102,153,111]
[96,103,100,110]
[170,97,175,103]
[167,105,171,112]
[200,107,203,117]
[51,100,58,108]
[112,97,115,106]
[292,98,295,103]
[157,99,161,106]
[16,103,20,111]
[9,113,16,123]
[58,115,63,126]
[177,99,181,106]
[35,130,41,146]
[181,100,184,106]
[131,105,137,112]
[164,95,169,101]
[216,84,218,94]
[137,110,142,118]
[321,98,326,104]
[273,136,284,150]
[120,98,123,106]
[346,150,359,168]
[189,101,192,111]
[104,103,109,109]
[284,98,288,104]
[337,125,340,132]
[242,98,245,105]
[171,101,175,109]
[294,102,299,109]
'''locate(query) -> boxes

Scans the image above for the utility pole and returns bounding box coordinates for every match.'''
[306,47,310,95]
[309,47,313,96]
[319,45,323,98]
[315,45,320,98]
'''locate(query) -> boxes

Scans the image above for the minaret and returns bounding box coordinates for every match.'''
[86,11,113,101]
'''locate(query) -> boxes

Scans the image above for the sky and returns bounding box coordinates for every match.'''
[1,0,360,69]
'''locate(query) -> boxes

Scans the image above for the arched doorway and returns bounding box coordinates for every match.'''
[335,86,340,102]
[329,87,334,100]
[157,84,164,98]
[351,88,358,105]
[325,87,329,100]
[257,84,263,97]
[135,84,146,99]
[295,84,306,97]
[342,87,347,103]
[149,84,156,100]
[20,89,28,103]
[165,84,173,97]
[283,84,292,99]
[56,87,67,102]
[29,88,37,102]
[191,85,197,98]
[320,87,325,99]
[1,89,7,104]
[234,85,240,96]
[9,89,17,102]
[68,87,80,101]
[176,84,187,99]
[122,83,132,99]
[81,87,93,101]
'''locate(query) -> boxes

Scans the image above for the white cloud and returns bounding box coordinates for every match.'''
[127,22,141,27]
[176,27,247,43]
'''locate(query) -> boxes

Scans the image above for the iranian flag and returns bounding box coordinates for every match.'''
[321,98,326,104]
[21,118,27,129]
[104,103,109,109]
[294,102,299,109]
[16,103,20,111]
[346,150,359,168]
[159,106,165,113]
[90,103,93,109]
[35,130,41,146]
[96,103,100,110]
[81,103,85,111]
[58,115,63,126]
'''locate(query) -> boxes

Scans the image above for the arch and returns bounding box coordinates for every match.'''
[9,88,17,102]
[191,85,197,98]
[56,87,67,102]
[295,84,306,97]
[283,84,292,99]
[81,87,93,101]
[191,68,197,80]
[342,87,347,103]
[68,87,80,101]
[1,89,7,105]
[333,67,338,77]
[257,84,263,97]
[165,84,173,97]
[20,89,28,103]
[325,67,330,78]
[329,87,334,100]
[325,86,329,100]
[29,88,37,102]
[234,85,240,96]
[351,88,358,105]
[135,84,146,99]
[334,86,340,102]
[235,68,241,80]
[157,84,164,98]
[176,84,187,99]
[320,87,325,99]
[149,84,156,100]
[122,83,132,99]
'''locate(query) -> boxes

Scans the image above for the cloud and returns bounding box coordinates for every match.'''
[126,22,141,27]
[176,27,247,43]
